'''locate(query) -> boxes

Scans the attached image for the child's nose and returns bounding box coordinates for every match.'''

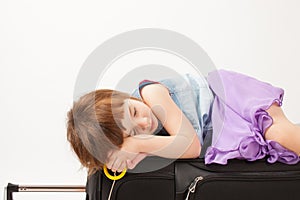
[136,117,149,130]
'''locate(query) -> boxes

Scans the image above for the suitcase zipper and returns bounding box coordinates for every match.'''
[184,172,300,200]
[185,176,203,200]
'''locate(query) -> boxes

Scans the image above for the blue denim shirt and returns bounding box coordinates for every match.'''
[131,74,214,145]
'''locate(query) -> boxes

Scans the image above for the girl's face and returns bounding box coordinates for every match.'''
[121,99,158,137]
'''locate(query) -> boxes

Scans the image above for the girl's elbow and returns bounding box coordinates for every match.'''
[192,143,201,158]
[187,138,201,158]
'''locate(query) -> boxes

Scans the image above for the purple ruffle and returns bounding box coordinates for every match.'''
[267,140,300,164]
[204,70,300,165]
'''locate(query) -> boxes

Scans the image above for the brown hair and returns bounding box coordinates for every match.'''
[66,89,140,176]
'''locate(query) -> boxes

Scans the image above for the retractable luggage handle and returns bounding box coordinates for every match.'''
[5,183,85,200]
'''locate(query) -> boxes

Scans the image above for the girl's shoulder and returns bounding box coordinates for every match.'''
[131,73,204,99]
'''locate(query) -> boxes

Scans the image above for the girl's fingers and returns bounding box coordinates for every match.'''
[126,160,135,170]
[117,161,126,173]
[111,156,122,172]
[127,153,147,169]
[106,149,140,171]
[112,159,127,173]
[106,151,118,170]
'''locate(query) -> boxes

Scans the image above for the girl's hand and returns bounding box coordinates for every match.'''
[106,137,143,172]
[126,153,148,169]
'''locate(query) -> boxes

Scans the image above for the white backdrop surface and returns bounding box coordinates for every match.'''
[1,0,300,199]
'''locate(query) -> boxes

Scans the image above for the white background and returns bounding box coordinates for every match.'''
[1,0,300,199]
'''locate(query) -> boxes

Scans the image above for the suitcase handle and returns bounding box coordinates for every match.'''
[103,165,127,180]
[5,183,85,200]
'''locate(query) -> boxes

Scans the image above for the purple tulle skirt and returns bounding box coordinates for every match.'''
[205,70,300,165]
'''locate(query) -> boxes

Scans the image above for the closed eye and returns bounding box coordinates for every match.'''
[129,104,136,118]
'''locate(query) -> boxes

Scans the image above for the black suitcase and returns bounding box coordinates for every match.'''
[85,133,300,200]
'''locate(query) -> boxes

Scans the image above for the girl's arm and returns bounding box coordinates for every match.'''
[138,83,201,158]
[107,83,201,172]
[127,134,200,159]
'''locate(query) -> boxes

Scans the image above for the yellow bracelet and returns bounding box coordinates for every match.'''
[103,165,127,181]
